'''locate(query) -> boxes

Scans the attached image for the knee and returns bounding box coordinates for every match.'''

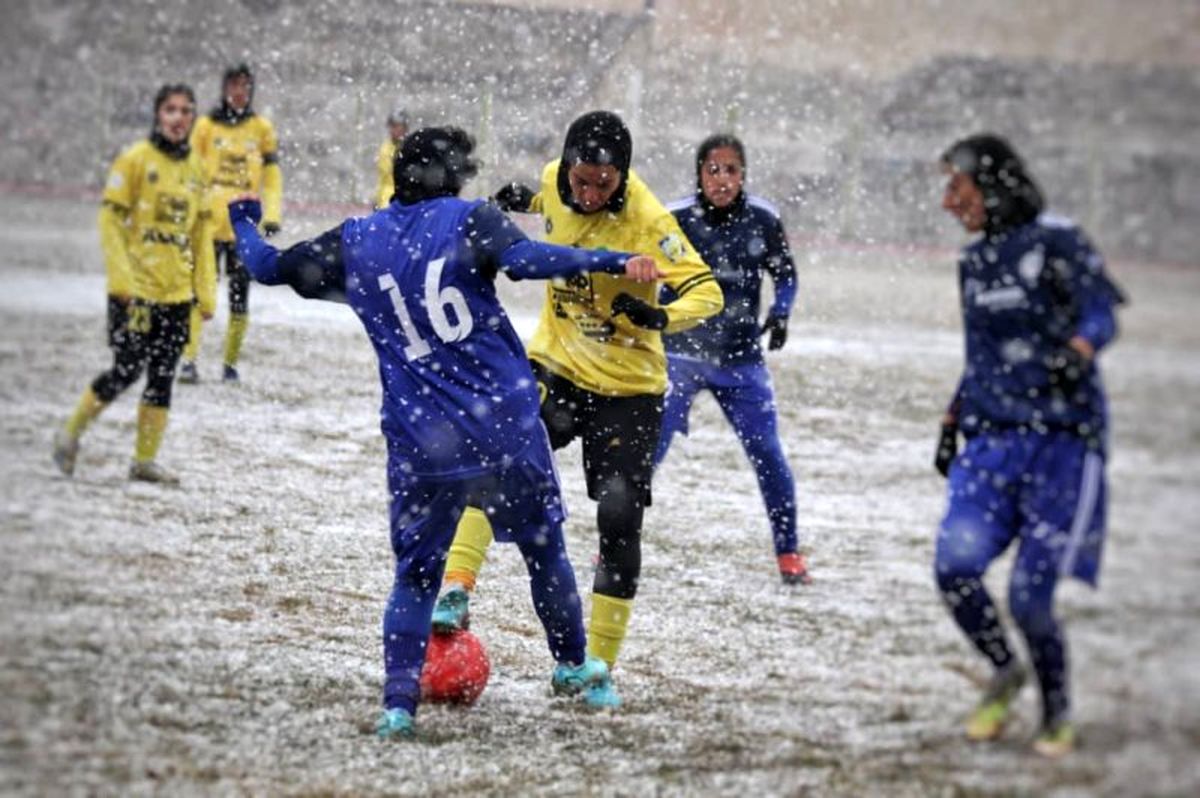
[1008,580,1057,637]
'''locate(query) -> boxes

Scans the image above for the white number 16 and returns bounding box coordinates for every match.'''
[378,257,473,361]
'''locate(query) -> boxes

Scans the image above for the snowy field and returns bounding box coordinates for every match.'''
[1,194,1198,796]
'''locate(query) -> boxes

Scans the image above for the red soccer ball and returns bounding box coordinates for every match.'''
[419,629,491,706]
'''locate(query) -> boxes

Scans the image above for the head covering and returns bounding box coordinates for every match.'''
[149,83,195,159]
[211,63,255,125]
[694,132,747,223]
[392,126,479,205]
[556,110,632,214]
[941,133,1044,235]
[387,108,409,126]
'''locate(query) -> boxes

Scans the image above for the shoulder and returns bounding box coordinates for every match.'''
[540,160,559,187]
[745,193,783,221]
[664,195,698,214]
[624,170,672,223]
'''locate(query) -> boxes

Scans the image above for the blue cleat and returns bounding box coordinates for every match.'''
[552,655,621,708]
[375,707,415,740]
[431,587,470,633]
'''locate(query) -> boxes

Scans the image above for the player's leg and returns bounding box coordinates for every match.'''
[128,302,189,484]
[222,243,250,382]
[934,433,1025,740]
[653,355,706,468]
[1013,434,1107,757]
[379,466,468,738]
[180,243,222,382]
[55,297,147,475]
[713,362,804,583]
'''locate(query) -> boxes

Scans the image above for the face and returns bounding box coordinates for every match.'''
[388,121,408,143]
[225,75,253,111]
[567,162,621,213]
[156,92,196,144]
[700,146,745,208]
[941,165,987,233]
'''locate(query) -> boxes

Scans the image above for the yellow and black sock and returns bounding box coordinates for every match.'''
[442,507,494,592]
[223,313,249,367]
[587,593,634,669]
[182,304,204,363]
[134,404,169,463]
[65,386,106,439]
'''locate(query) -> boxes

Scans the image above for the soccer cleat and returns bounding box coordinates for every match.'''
[1032,720,1076,758]
[431,586,470,633]
[222,364,240,383]
[129,460,181,486]
[552,655,621,708]
[52,430,80,477]
[965,662,1027,741]
[375,707,415,740]
[178,361,199,384]
[778,552,812,585]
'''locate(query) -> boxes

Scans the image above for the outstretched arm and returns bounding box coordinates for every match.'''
[229,198,346,302]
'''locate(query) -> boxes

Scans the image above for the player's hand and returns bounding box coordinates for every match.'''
[228,194,262,226]
[611,292,668,331]
[1046,344,1089,395]
[623,255,664,283]
[201,310,214,321]
[934,422,958,478]
[492,182,535,212]
[262,221,281,238]
[761,315,788,351]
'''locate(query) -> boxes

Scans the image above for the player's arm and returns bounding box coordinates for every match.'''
[653,217,723,334]
[190,208,218,318]
[259,120,283,233]
[1051,228,1125,358]
[229,197,346,301]
[467,203,658,282]
[97,149,137,299]
[760,210,798,350]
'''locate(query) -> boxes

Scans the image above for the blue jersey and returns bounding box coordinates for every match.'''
[233,197,632,478]
[662,193,797,366]
[951,213,1124,443]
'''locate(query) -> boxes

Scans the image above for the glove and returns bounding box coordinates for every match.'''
[262,221,281,238]
[1046,346,1088,395]
[611,293,669,331]
[934,422,958,478]
[761,315,788,351]
[228,198,262,227]
[492,182,535,213]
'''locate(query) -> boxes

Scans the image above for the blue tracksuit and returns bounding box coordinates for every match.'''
[658,193,799,555]
[935,212,1124,725]
[233,197,632,715]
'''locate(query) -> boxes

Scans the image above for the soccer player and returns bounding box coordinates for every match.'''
[227,127,664,738]
[179,63,282,384]
[373,108,409,209]
[52,84,216,484]
[431,111,724,705]
[657,133,808,585]
[933,134,1125,757]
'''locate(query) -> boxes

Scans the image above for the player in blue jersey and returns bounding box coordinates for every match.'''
[227,127,663,739]
[934,133,1125,757]
[656,134,808,585]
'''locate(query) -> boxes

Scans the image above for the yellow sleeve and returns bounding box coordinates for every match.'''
[190,211,217,315]
[98,148,138,297]
[375,140,394,209]
[648,214,723,334]
[528,191,544,215]
[190,117,210,163]
[259,118,283,225]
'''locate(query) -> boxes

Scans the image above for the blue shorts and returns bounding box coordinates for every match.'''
[941,429,1108,586]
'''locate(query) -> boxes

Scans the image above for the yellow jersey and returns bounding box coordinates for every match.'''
[191,114,282,241]
[98,139,216,314]
[375,138,397,209]
[527,162,723,396]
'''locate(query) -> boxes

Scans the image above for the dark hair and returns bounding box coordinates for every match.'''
[941,133,1044,234]
[695,132,746,187]
[154,83,195,115]
[392,126,479,204]
[223,63,253,85]
[556,110,632,214]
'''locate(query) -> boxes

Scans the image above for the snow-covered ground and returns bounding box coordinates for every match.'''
[1,195,1198,796]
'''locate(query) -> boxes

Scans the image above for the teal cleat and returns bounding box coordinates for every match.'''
[552,655,621,708]
[375,707,415,740]
[431,587,470,633]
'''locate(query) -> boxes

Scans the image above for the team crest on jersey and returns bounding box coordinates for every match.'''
[659,233,686,263]
[1018,250,1045,284]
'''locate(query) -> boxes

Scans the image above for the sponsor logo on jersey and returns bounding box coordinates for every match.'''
[659,233,685,263]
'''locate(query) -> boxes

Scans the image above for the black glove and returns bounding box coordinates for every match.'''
[492,182,535,213]
[262,221,281,238]
[934,422,958,478]
[611,293,669,331]
[1046,346,1088,395]
[761,315,788,351]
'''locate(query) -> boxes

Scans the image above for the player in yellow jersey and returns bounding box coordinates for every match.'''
[52,84,216,484]
[432,111,724,706]
[179,63,282,384]
[373,108,409,209]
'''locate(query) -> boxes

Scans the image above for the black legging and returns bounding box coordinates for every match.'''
[217,240,251,315]
[592,475,645,600]
[91,297,190,408]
